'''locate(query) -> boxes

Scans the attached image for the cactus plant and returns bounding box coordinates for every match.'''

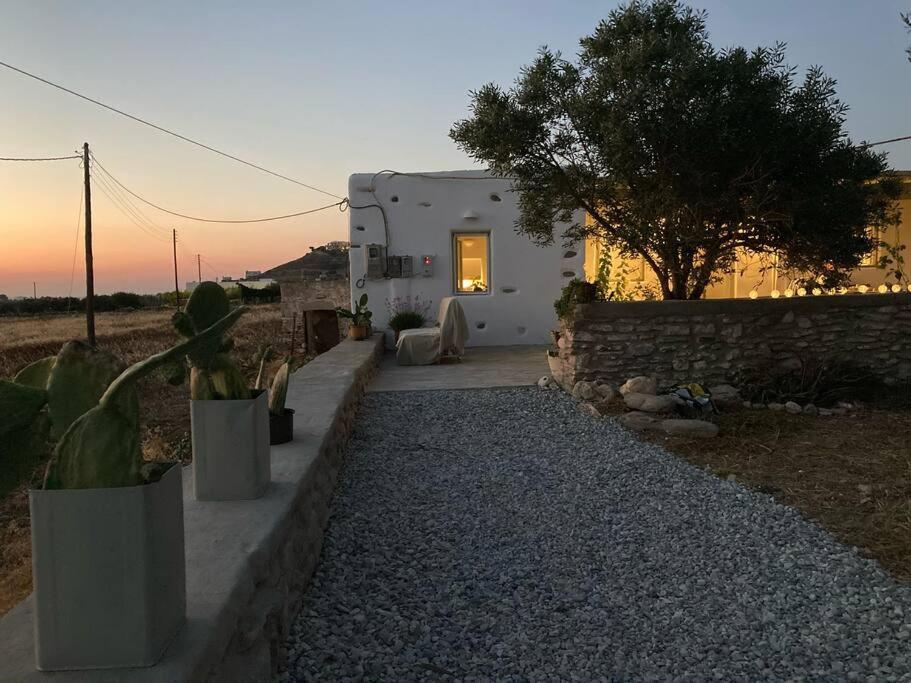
[267,359,292,415]
[0,342,125,445]
[172,282,250,400]
[44,307,245,490]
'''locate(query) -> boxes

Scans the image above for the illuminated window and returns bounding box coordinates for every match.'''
[860,227,881,267]
[453,233,489,293]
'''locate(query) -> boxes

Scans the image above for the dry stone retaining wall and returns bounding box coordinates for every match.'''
[555,293,911,389]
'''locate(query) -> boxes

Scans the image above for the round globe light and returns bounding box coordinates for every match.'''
[748,290,759,300]
[857,284,869,294]
[878,284,888,294]
[797,287,807,296]
[770,289,781,299]
[784,289,794,298]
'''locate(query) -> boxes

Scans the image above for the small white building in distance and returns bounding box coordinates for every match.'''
[347,170,584,346]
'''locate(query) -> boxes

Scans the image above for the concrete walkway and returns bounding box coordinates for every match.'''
[368,345,548,392]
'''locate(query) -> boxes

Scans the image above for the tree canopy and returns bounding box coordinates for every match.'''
[451,0,901,299]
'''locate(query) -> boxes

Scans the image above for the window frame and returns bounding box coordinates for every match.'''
[452,231,491,295]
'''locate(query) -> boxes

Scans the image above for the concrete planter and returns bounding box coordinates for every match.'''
[29,464,186,671]
[191,389,270,500]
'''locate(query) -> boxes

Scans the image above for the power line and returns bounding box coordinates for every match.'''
[67,188,84,306]
[91,154,344,223]
[91,172,171,243]
[863,135,911,148]
[0,60,343,199]
[0,155,80,161]
[89,164,171,238]
[91,169,171,241]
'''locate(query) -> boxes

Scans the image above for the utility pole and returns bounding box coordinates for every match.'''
[33,282,37,299]
[197,253,202,283]
[172,229,180,308]
[83,142,96,346]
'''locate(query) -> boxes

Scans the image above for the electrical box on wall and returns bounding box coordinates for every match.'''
[386,255,402,278]
[421,255,434,277]
[385,255,416,278]
[366,244,386,279]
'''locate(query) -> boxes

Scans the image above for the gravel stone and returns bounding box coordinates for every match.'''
[280,388,911,680]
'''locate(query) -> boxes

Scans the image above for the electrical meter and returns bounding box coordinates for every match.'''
[365,244,386,279]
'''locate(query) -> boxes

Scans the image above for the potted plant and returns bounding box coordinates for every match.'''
[254,346,297,445]
[336,293,373,341]
[172,282,269,501]
[0,309,241,671]
[387,295,432,344]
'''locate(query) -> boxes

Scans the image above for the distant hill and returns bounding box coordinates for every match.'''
[262,242,349,281]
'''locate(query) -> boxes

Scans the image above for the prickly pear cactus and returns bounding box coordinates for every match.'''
[268,360,291,415]
[45,306,246,489]
[13,356,56,389]
[173,282,249,400]
[0,380,47,437]
[46,341,124,440]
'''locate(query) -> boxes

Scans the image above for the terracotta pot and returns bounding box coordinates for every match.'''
[348,324,369,341]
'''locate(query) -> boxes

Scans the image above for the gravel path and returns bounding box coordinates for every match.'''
[281,388,911,681]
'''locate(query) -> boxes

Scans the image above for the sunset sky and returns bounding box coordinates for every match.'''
[1,1,910,297]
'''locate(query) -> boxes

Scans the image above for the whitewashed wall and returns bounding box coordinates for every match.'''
[347,171,584,347]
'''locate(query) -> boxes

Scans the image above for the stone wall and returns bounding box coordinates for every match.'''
[555,293,911,389]
[280,276,350,325]
[0,335,384,682]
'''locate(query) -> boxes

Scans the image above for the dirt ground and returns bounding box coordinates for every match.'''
[0,305,285,616]
[650,404,911,582]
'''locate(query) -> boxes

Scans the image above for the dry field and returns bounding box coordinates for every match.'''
[0,305,284,616]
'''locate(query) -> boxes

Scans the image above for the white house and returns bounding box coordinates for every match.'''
[347,170,585,347]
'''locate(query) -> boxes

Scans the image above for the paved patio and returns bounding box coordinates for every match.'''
[367,345,548,392]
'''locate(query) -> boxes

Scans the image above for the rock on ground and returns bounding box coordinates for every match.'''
[619,376,657,396]
[623,392,677,413]
[572,380,598,401]
[280,388,911,681]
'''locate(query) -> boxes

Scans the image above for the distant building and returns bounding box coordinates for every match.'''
[244,270,263,280]
[184,277,276,293]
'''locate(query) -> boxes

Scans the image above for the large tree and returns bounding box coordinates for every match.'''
[451,0,901,299]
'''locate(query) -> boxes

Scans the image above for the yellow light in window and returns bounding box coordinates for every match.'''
[461,279,475,289]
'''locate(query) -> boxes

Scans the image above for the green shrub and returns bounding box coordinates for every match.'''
[388,310,426,332]
[554,279,599,320]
